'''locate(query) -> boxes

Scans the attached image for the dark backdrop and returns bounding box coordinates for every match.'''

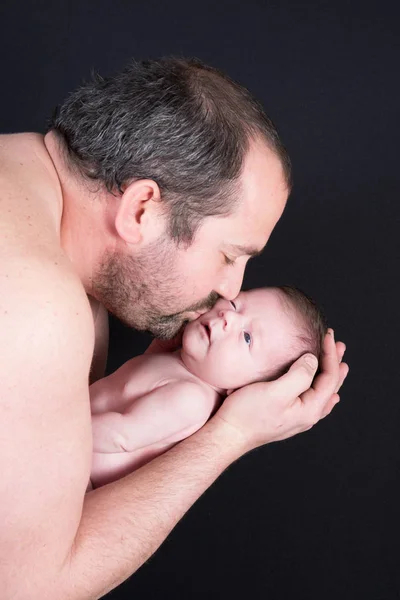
[1,1,399,598]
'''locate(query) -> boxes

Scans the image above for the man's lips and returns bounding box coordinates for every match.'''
[186,308,209,320]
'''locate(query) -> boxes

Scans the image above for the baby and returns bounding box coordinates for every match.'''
[88,286,326,490]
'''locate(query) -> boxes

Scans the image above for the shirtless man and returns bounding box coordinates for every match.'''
[0,57,348,599]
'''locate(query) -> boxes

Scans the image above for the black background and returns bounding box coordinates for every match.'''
[1,1,399,598]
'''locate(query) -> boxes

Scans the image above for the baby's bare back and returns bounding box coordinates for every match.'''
[89,352,220,488]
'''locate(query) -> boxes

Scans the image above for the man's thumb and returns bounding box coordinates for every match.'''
[271,353,318,398]
[301,353,318,371]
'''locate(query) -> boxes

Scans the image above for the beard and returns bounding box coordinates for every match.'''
[92,238,219,340]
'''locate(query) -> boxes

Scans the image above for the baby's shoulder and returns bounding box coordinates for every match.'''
[150,355,211,395]
[134,351,189,382]
[155,378,218,424]
[116,351,197,394]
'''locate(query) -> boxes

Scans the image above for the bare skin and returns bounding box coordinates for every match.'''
[0,132,348,600]
[89,352,222,487]
[89,288,314,487]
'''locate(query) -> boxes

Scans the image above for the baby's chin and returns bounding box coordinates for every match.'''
[180,349,243,391]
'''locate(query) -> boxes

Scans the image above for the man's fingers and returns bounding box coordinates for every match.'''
[336,341,346,363]
[270,353,319,401]
[320,364,348,420]
[300,330,346,414]
[308,330,339,397]
[256,330,347,438]
[335,362,349,393]
[321,363,349,419]
[320,393,340,419]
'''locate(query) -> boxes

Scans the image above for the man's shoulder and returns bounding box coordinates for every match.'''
[0,132,63,249]
[0,132,54,181]
[0,132,49,164]
[0,133,88,334]
[1,252,95,358]
[0,129,92,348]
[0,131,43,151]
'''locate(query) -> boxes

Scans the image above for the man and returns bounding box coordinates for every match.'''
[0,58,348,599]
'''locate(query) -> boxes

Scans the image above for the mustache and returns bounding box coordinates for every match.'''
[187,291,221,313]
[157,291,221,324]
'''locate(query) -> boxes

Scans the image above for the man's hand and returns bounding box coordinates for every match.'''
[211,329,348,454]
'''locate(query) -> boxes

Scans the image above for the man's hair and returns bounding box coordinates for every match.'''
[47,56,292,245]
[264,285,328,381]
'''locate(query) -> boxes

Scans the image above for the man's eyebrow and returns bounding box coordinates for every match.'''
[227,244,265,258]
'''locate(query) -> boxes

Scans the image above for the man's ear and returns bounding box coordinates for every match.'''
[114,179,164,245]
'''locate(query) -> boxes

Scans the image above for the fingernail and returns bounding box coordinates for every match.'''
[304,354,318,369]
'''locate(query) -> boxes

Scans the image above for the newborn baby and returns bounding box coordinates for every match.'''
[88,286,326,490]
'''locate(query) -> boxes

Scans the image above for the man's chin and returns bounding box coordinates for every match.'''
[117,306,205,340]
[145,317,188,341]
[147,308,208,340]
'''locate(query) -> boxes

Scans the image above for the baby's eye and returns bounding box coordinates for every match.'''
[230,301,236,310]
[243,331,251,345]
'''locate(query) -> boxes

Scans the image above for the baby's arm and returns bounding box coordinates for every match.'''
[91,381,213,453]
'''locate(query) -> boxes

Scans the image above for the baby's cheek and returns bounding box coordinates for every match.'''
[223,354,254,387]
[207,353,242,388]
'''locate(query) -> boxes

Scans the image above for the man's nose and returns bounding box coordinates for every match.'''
[215,264,245,301]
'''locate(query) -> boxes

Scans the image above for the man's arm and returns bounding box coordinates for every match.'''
[91,381,213,453]
[65,332,348,600]
[1,252,347,600]
[0,256,96,599]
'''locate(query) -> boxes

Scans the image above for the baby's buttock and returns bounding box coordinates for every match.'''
[90,441,176,488]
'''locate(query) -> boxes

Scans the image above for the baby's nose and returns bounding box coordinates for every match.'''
[218,309,235,328]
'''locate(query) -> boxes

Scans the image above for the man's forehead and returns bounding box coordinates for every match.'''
[219,212,271,256]
[222,192,287,254]
[196,213,268,251]
[234,139,289,237]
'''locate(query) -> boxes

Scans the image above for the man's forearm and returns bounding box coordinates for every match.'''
[59,418,243,600]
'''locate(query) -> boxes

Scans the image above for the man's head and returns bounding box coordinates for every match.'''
[180,286,327,390]
[48,57,291,337]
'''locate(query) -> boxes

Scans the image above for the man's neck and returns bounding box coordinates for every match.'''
[43,131,111,296]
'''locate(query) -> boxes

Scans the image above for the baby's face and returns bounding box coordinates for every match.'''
[181,288,298,390]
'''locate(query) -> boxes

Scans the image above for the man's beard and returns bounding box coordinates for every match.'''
[92,240,219,340]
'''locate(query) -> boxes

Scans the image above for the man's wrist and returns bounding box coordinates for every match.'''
[200,413,249,463]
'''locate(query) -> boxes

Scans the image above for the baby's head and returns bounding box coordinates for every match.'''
[181,286,327,391]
